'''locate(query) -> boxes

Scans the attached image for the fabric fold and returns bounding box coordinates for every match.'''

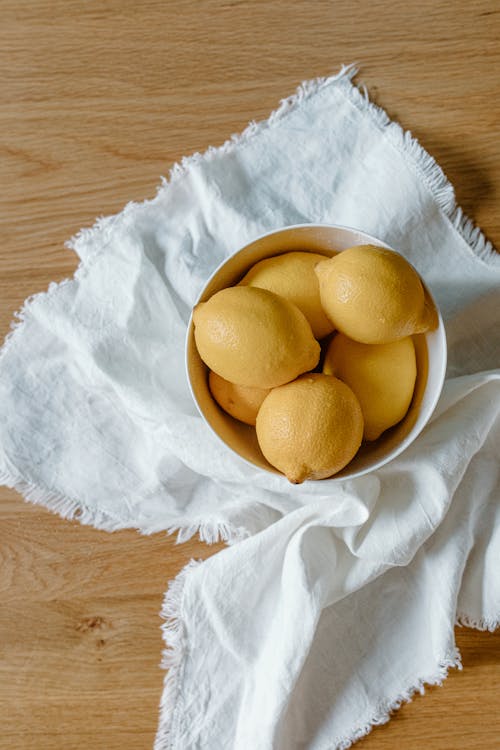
[158,373,499,750]
[1,67,499,748]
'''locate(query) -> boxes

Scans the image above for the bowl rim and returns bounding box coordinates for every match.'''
[185,222,447,483]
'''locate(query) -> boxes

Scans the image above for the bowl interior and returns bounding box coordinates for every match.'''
[186,225,446,482]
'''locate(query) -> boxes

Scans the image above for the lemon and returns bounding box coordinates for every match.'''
[239,251,335,339]
[193,286,320,388]
[315,245,435,344]
[323,333,417,441]
[256,373,363,483]
[209,371,270,426]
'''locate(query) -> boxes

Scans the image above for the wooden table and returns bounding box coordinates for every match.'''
[1,2,499,748]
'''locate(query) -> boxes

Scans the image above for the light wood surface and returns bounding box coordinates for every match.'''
[1,1,499,748]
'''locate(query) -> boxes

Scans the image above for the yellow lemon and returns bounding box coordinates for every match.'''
[256,373,363,483]
[315,245,435,344]
[193,286,320,388]
[239,251,334,339]
[323,333,417,441]
[209,371,270,426]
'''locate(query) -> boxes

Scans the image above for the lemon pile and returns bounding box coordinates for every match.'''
[193,246,433,484]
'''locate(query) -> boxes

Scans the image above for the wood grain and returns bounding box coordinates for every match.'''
[0,1,499,748]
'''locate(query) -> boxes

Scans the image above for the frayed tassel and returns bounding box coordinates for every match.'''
[3,62,498,374]
[12,60,496,307]
[333,647,462,750]
[452,208,495,262]
[154,623,462,750]
[0,469,131,531]
[163,64,358,186]
[267,64,358,124]
[167,521,249,545]
[456,612,499,632]
[0,467,249,543]
[2,62,500,544]
[154,559,202,750]
[158,61,499,267]
[333,72,499,266]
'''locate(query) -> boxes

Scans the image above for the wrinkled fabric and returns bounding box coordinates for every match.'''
[166,371,499,750]
[0,67,499,749]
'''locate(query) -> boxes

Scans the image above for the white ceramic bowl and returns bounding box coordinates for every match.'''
[186,224,447,483]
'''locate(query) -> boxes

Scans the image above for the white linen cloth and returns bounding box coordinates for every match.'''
[0,66,499,749]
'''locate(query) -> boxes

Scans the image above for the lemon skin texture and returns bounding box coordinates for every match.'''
[315,245,433,344]
[323,333,417,441]
[256,373,364,484]
[240,251,334,339]
[193,286,320,389]
[209,371,270,426]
